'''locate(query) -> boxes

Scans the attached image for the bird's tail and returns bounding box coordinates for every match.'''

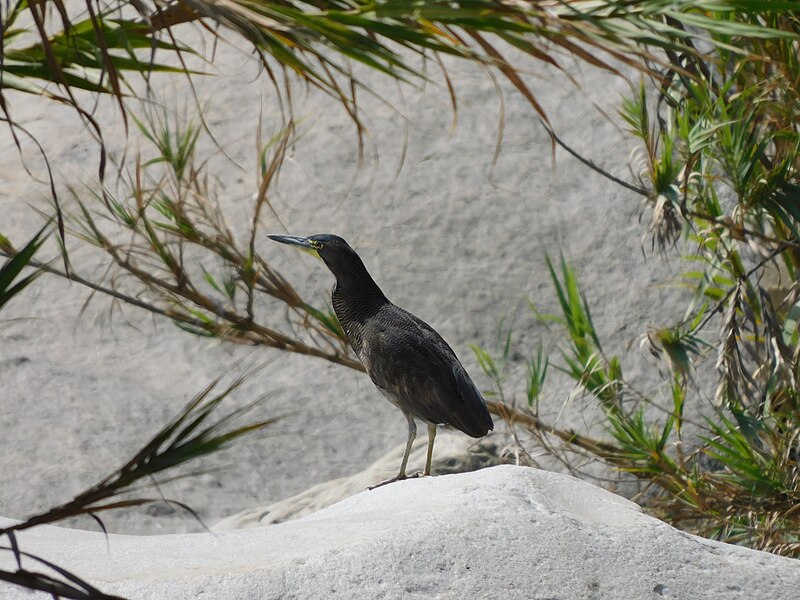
[452,365,494,437]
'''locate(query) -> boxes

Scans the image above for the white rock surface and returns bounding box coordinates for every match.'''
[213,431,503,530]
[2,466,797,599]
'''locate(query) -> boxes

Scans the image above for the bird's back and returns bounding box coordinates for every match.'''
[347,303,494,438]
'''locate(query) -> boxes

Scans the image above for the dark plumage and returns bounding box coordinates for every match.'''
[268,233,493,486]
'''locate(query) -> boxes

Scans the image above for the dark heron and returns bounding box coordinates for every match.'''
[268,233,494,487]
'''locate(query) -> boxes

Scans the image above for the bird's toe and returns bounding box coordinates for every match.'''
[368,475,402,490]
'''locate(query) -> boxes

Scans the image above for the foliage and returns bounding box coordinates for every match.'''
[5,0,790,257]
[627,7,800,556]
[45,109,362,371]
[474,255,800,557]
[3,1,797,148]
[470,10,800,557]
[0,371,278,599]
[0,227,47,310]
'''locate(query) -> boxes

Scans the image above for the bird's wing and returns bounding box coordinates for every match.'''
[361,309,493,438]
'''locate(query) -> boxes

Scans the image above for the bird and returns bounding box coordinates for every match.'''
[267,233,494,488]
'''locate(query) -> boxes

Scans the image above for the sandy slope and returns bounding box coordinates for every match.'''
[0,35,686,533]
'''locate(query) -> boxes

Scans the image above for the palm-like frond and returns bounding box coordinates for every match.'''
[3,1,796,128]
[0,370,277,598]
[0,370,277,536]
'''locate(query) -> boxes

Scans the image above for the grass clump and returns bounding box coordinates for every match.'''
[470,10,800,557]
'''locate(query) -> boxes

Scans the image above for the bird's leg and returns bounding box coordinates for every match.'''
[369,415,416,490]
[424,424,437,476]
[398,415,417,479]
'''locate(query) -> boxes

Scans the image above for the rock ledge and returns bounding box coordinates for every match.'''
[1,465,798,599]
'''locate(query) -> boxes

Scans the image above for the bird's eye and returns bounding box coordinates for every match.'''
[310,240,323,250]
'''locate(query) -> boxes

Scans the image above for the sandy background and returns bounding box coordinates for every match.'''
[0,28,688,533]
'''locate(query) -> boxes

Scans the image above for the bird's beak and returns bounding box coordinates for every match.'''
[267,234,320,258]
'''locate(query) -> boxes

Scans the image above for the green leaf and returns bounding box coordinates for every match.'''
[0,227,48,311]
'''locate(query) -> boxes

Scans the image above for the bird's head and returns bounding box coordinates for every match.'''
[267,233,366,282]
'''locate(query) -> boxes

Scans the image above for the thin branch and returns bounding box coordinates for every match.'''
[546,124,650,197]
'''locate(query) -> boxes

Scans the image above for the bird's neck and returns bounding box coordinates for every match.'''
[330,260,388,318]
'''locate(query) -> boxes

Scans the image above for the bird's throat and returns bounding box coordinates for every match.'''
[332,274,387,315]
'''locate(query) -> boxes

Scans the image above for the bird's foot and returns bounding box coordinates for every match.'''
[368,471,425,490]
[368,474,405,490]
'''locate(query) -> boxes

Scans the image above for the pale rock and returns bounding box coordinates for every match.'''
[1,466,798,599]
[213,431,502,530]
